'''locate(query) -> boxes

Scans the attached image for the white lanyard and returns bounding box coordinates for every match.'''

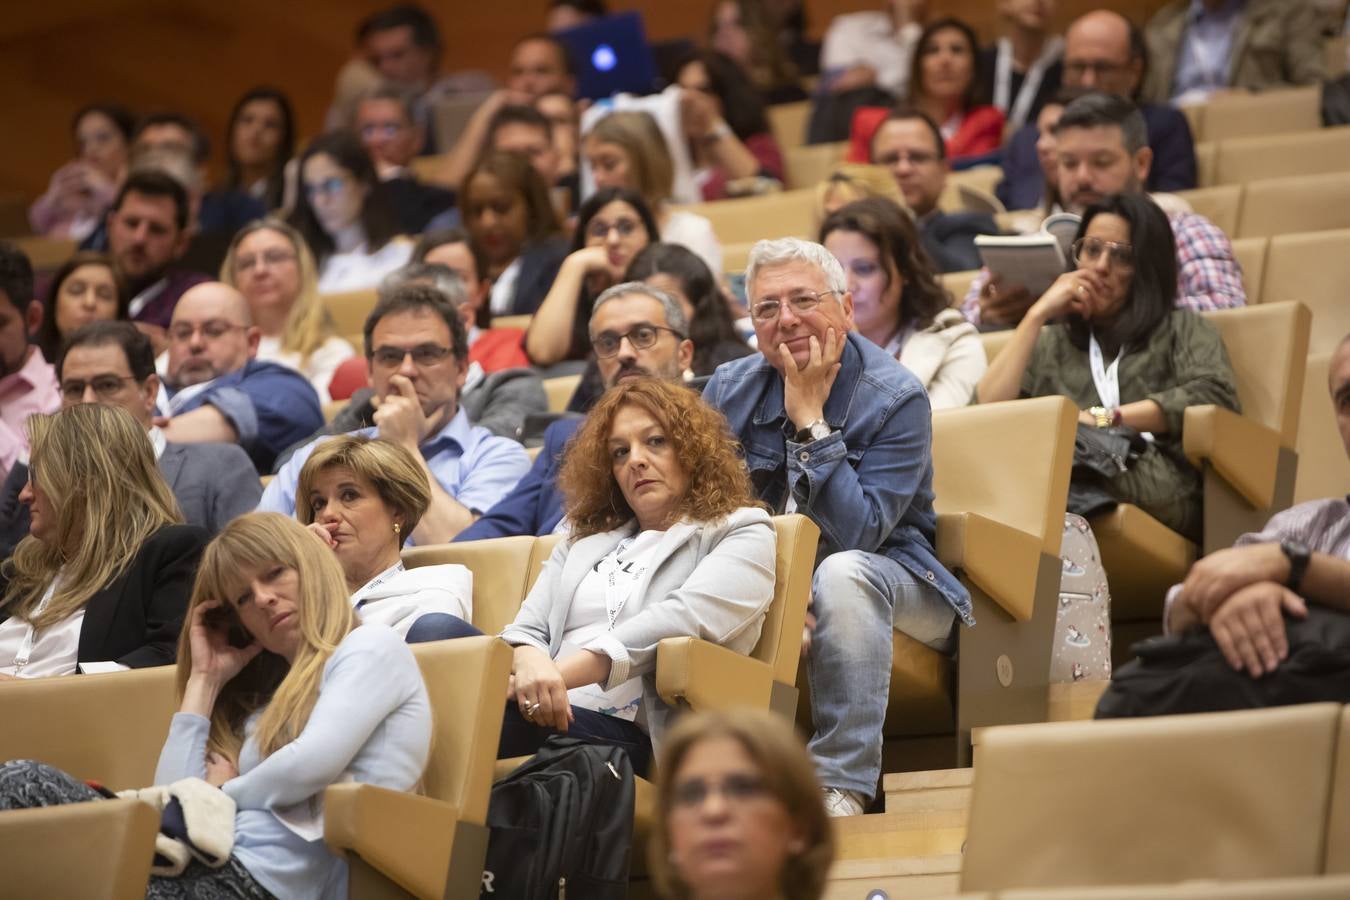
[127,278,167,319]
[597,538,642,630]
[883,323,914,359]
[1088,332,1122,410]
[353,562,406,608]
[13,580,59,675]
[993,36,1062,132]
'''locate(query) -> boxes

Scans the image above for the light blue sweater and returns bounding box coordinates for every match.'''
[155,624,431,899]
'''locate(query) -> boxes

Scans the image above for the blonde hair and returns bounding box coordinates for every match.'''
[295,436,431,547]
[650,709,834,900]
[220,218,335,360]
[813,163,908,227]
[177,513,357,760]
[587,111,674,212]
[1,405,182,629]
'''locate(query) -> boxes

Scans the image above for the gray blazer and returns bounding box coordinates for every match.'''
[500,506,776,749]
[159,442,262,534]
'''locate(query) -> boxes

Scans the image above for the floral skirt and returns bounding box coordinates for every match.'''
[1051,514,1113,683]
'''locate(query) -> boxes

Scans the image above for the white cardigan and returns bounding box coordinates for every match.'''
[898,308,988,410]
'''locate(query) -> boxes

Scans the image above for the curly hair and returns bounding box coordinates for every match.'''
[559,379,760,538]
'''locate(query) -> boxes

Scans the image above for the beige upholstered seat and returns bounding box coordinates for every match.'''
[321,288,379,340]
[1323,705,1350,874]
[766,100,810,151]
[1211,126,1350,187]
[1188,84,1322,143]
[1228,235,1266,303]
[1173,184,1242,236]
[1002,875,1350,899]
[1259,228,1350,352]
[785,141,846,190]
[403,534,538,634]
[672,189,817,245]
[0,799,160,899]
[1294,353,1350,506]
[13,235,77,271]
[1237,172,1350,239]
[542,374,580,413]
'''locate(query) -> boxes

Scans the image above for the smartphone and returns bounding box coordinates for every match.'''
[202,604,253,649]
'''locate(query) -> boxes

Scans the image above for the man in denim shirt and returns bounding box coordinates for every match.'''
[703,238,970,817]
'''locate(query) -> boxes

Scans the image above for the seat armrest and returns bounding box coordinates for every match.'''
[1183,405,1281,509]
[656,637,773,711]
[0,798,159,899]
[936,512,1042,622]
[324,783,461,900]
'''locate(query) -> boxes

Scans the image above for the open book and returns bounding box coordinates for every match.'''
[974,212,1081,299]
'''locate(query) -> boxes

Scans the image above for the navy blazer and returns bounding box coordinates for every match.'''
[0,524,207,670]
[920,210,1001,273]
[508,238,571,316]
[455,416,579,541]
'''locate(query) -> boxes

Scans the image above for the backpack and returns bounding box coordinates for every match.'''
[481,736,636,899]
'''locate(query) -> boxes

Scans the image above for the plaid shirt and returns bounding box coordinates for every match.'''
[960,211,1246,324]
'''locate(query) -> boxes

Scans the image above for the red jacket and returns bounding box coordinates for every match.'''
[848,104,1006,165]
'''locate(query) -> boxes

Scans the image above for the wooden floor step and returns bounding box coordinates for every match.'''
[1047,679,1110,721]
[883,768,973,815]
[833,808,967,861]
[824,853,962,899]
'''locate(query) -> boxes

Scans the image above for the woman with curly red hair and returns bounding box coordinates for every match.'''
[497,378,776,775]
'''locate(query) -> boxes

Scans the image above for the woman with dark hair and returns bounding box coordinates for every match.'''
[907,17,1004,161]
[499,378,775,777]
[287,131,410,294]
[525,186,660,366]
[708,0,807,104]
[29,103,136,241]
[820,198,983,408]
[976,193,1240,541]
[675,50,785,201]
[34,252,129,362]
[223,87,295,211]
[460,150,568,318]
[627,243,751,376]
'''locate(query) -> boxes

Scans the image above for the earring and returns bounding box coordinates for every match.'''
[393,522,401,536]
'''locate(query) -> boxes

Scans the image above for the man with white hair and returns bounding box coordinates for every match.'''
[703,237,969,816]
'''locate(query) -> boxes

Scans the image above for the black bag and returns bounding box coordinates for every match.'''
[1067,423,1147,518]
[1095,606,1350,719]
[481,736,636,899]
[1322,74,1350,126]
[805,86,895,144]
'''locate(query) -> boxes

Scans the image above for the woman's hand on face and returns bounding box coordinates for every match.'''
[188,600,262,686]
[1031,270,1103,322]
[305,521,339,550]
[680,89,717,140]
[568,245,613,275]
[511,645,574,732]
[204,751,238,788]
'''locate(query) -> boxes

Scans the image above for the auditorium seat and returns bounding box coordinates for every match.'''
[1236,172,1350,239]
[1293,353,1350,506]
[1187,84,1323,143]
[941,270,980,305]
[0,799,159,900]
[542,373,580,413]
[673,189,817,245]
[1210,127,1350,187]
[1259,228,1350,352]
[960,703,1343,892]
[326,635,512,900]
[1173,184,1242,237]
[322,288,379,342]
[1193,140,1216,188]
[723,240,755,273]
[785,141,846,190]
[767,100,811,151]
[491,313,532,331]
[403,534,537,634]
[1001,875,1350,899]
[1229,236,1266,303]
[13,236,76,272]
[941,166,1004,215]
[1323,704,1350,874]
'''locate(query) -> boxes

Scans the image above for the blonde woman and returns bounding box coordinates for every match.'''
[221,219,356,403]
[813,163,908,225]
[585,111,723,277]
[0,404,206,678]
[0,513,431,898]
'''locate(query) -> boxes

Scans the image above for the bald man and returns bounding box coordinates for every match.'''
[161,282,323,472]
[996,8,1197,211]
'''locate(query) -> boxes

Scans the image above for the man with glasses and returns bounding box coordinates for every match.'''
[704,238,969,818]
[456,281,694,541]
[355,86,455,233]
[868,107,999,272]
[997,9,1198,211]
[968,91,1242,327]
[260,283,530,544]
[0,321,260,555]
[160,283,322,473]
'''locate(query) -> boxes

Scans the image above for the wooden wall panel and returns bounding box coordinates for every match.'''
[0,0,1170,217]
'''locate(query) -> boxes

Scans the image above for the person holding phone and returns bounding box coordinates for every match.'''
[0,403,205,679]
[0,512,431,898]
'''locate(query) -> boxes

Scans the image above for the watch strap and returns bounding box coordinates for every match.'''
[1281,539,1311,593]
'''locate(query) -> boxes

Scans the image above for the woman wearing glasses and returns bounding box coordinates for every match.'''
[976,192,1239,542]
[287,132,412,294]
[0,404,206,679]
[525,187,661,366]
[651,710,834,900]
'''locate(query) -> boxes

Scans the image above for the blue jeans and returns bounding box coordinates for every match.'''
[405,613,481,643]
[499,704,653,778]
[807,549,956,800]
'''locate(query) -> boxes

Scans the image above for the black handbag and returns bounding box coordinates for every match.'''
[1067,423,1147,518]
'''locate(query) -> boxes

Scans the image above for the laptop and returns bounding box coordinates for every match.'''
[555,11,660,101]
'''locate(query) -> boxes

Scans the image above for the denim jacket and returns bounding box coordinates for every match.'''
[703,332,972,625]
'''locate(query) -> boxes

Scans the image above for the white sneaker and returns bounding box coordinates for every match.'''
[822,788,866,817]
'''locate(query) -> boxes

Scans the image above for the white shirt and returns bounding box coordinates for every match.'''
[255,334,357,405]
[558,529,665,720]
[662,210,723,280]
[488,256,524,316]
[351,562,473,638]
[820,12,922,98]
[317,240,413,295]
[0,577,84,678]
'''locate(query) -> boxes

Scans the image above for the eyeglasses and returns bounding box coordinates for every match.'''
[750,289,838,322]
[59,374,138,401]
[873,150,938,167]
[168,321,248,343]
[586,218,642,240]
[1073,237,1135,270]
[671,773,770,810]
[233,248,297,274]
[304,176,348,199]
[591,325,684,358]
[370,344,454,368]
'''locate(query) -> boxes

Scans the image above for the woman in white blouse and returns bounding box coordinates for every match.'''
[0,404,205,678]
[287,131,412,295]
[221,219,355,403]
[296,434,472,641]
[499,378,776,776]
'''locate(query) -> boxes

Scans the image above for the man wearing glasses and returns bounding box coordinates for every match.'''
[456,281,694,541]
[160,282,323,473]
[260,283,530,544]
[0,320,260,556]
[354,86,455,233]
[704,238,969,818]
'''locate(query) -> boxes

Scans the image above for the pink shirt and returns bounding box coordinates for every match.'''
[0,346,60,478]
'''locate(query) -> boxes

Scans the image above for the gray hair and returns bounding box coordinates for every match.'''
[744,238,847,299]
[358,84,418,125]
[589,281,688,336]
[380,263,468,309]
[1054,92,1149,156]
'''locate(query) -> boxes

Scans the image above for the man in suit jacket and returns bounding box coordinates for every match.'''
[0,321,259,557]
[1143,0,1326,106]
[868,108,1000,273]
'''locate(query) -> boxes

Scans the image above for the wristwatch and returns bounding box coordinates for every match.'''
[1280,538,1311,593]
[794,419,832,444]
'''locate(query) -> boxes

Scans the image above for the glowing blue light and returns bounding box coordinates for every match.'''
[593,44,617,72]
